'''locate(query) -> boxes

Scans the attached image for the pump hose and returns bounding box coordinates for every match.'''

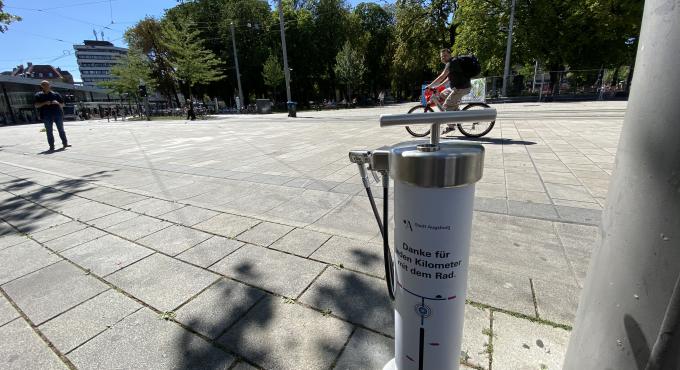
[363,180,396,301]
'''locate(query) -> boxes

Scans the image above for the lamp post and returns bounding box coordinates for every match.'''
[501,0,516,97]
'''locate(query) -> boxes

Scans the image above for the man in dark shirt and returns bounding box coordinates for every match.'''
[34,80,70,151]
[425,48,471,111]
[424,48,472,134]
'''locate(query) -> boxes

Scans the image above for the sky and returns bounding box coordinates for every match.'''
[1,0,377,83]
[0,0,178,82]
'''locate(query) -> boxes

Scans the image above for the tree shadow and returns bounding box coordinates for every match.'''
[0,170,114,234]
[174,264,273,369]
[310,267,393,337]
[448,136,537,145]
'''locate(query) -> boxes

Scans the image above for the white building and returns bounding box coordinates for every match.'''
[73,40,127,87]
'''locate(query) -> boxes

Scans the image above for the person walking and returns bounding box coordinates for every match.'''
[186,99,196,121]
[34,80,70,151]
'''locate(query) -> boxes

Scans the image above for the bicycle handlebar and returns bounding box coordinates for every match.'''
[379,109,497,127]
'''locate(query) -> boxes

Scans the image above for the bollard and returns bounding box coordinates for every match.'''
[350,109,494,370]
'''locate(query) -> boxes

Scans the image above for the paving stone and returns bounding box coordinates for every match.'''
[269,228,331,257]
[157,206,219,226]
[555,205,602,225]
[507,200,559,220]
[125,198,184,217]
[473,197,508,214]
[544,183,595,203]
[175,278,266,339]
[311,195,384,240]
[44,227,108,252]
[310,236,385,278]
[0,240,62,285]
[194,213,260,237]
[68,308,235,369]
[461,305,492,369]
[87,210,139,228]
[506,190,552,205]
[554,223,598,286]
[59,201,120,222]
[300,268,393,335]
[2,261,107,325]
[229,360,259,370]
[104,215,172,241]
[5,209,72,234]
[107,253,218,311]
[333,328,394,370]
[533,279,580,325]
[0,233,27,252]
[62,234,153,276]
[210,244,325,297]
[236,222,294,246]
[137,225,212,256]
[264,190,350,225]
[176,236,243,268]
[492,312,570,370]
[221,186,300,216]
[0,294,19,327]
[0,319,67,369]
[88,189,147,207]
[552,199,602,210]
[29,221,88,243]
[218,296,352,370]
[467,263,536,317]
[471,212,574,284]
[39,290,142,354]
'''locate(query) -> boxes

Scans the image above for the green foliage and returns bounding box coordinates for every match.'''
[334,41,367,98]
[0,0,21,33]
[262,54,285,89]
[99,50,156,98]
[160,18,224,97]
[117,0,641,103]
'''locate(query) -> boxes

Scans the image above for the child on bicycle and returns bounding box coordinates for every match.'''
[424,48,472,133]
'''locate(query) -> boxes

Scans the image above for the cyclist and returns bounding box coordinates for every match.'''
[424,48,472,133]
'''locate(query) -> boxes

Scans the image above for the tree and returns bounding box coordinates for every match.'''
[334,41,367,99]
[353,3,395,94]
[0,1,21,33]
[160,19,225,100]
[98,50,156,98]
[125,17,180,105]
[262,53,284,100]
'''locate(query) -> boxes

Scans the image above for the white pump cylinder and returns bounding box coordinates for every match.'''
[384,141,484,370]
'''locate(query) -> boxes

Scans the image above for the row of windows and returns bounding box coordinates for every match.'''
[81,70,110,75]
[79,63,117,68]
[76,54,122,60]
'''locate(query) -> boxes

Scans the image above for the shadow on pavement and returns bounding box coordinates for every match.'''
[0,171,114,234]
[175,263,273,369]
[452,136,537,145]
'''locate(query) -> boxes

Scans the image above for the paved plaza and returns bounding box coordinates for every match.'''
[0,101,626,369]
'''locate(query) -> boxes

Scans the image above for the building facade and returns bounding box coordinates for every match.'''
[73,40,127,87]
[3,63,74,84]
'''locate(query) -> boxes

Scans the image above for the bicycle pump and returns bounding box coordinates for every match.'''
[349,109,496,370]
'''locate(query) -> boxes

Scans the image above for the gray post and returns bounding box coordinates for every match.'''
[230,22,245,112]
[144,96,150,121]
[563,1,680,369]
[277,0,293,116]
[501,0,515,97]
[531,60,538,93]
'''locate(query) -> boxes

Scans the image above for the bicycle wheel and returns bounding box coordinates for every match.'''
[457,103,496,138]
[405,105,434,137]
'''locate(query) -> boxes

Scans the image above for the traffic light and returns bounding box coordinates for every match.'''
[138,85,147,97]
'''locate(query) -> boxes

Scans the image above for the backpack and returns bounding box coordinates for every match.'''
[456,55,481,78]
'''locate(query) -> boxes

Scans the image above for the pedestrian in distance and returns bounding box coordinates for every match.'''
[186,99,196,121]
[378,90,385,107]
[34,80,70,152]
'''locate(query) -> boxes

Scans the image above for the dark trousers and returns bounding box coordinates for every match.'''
[187,109,196,120]
[42,113,68,149]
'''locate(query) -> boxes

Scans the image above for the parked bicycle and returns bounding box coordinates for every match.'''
[405,86,495,138]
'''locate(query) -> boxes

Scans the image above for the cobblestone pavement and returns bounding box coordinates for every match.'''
[0,101,625,369]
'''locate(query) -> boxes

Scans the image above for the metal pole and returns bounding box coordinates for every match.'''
[531,60,538,93]
[230,22,244,113]
[277,0,293,116]
[501,0,515,97]
[564,1,680,369]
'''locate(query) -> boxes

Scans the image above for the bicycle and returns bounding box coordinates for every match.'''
[405,86,496,138]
